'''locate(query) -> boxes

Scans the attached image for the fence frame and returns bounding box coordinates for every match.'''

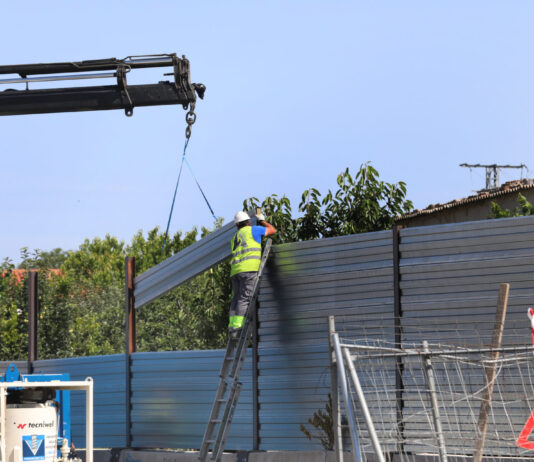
[5,214,534,452]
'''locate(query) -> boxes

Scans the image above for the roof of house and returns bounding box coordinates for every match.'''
[1,268,62,284]
[396,178,534,222]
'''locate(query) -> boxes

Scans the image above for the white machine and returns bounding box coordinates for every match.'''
[5,404,58,462]
[0,366,93,462]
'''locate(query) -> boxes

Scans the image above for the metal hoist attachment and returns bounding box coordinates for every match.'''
[116,65,133,116]
[0,53,205,117]
[170,54,202,138]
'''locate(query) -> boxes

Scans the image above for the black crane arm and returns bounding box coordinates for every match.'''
[0,54,205,117]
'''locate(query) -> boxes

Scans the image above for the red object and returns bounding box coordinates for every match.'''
[517,409,534,450]
[1,268,62,285]
[517,308,534,450]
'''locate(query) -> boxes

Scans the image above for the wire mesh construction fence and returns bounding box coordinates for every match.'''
[331,314,534,462]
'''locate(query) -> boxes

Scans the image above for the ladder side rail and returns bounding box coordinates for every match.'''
[210,322,252,460]
[199,239,272,461]
[200,318,252,460]
[199,341,235,460]
[198,379,228,460]
[212,382,243,461]
[210,324,253,459]
[229,318,253,378]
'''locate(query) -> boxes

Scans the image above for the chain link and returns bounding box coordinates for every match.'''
[185,102,197,139]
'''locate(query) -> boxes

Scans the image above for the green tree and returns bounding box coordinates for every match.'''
[34,225,230,357]
[127,225,199,274]
[0,226,218,359]
[135,224,231,351]
[18,248,69,270]
[244,163,413,243]
[62,235,125,287]
[0,164,412,359]
[489,193,534,218]
[300,394,335,450]
[0,261,26,360]
[136,263,230,351]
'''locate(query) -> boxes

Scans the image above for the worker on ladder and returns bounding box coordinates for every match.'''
[228,210,276,339]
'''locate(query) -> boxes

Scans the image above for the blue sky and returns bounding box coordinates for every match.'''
[2,1,533,263]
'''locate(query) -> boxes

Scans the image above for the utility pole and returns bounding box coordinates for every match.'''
[460,163,528,190]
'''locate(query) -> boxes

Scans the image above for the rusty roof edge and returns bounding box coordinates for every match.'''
[396,181,534,222]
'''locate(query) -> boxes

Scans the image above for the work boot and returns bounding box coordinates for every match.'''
[228,327,242,341]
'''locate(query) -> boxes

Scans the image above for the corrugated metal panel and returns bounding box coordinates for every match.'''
[130,349,253,450]
[257,230,394,450]
[134,215,256,309]
[134,221,235,308]
[399,215,534,456]
[399,215,534,345]
[32,355,126,448]
[5,215,532,454]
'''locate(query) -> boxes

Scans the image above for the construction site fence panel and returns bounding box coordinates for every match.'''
[0,214,533,453]
[31,354,126,448]
[257,228,395,450]
[129,349,253,450]
[396,215,534,460]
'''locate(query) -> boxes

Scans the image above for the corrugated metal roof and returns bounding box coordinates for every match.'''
[396,178,534,222]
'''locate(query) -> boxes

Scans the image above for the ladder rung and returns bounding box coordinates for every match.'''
[198,239,273,462]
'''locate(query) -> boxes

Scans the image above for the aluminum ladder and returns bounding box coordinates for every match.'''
[199,239,272,462]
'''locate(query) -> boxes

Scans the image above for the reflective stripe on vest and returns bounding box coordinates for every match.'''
[230,226,261,276]
[228,315,245,328]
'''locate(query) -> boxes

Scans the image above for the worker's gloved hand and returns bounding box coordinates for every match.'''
[256,213,265,221]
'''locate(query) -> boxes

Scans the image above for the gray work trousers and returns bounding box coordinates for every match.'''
[229,272,257,326]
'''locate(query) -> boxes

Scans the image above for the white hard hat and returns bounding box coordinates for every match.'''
[234,211,250,224]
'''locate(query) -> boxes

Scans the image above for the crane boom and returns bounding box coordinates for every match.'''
[0,54,205,117]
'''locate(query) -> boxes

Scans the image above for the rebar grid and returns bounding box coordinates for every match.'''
[335,317,534,462]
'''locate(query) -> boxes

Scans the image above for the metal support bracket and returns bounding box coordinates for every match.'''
[173,55,193,109]
[171,54,205,110]
[116,66,133,116]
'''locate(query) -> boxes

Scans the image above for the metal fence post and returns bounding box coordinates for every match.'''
[252,299,260,451]
[342,347,385,462]
[392,224,404,453]
[473,283,509,462]
[125,257,136,448]
[332,332,362,462]
[28,270,39,374]
[329,316,344,462]
[421,341,448,462]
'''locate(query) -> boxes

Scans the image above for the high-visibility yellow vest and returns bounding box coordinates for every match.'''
[230,226,261,276]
